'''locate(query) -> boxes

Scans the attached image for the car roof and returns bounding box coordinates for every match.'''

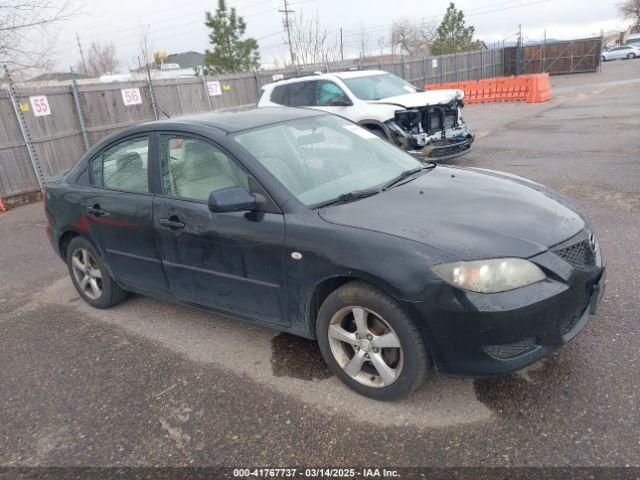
[146,106,325,133]
[266,69,388,87]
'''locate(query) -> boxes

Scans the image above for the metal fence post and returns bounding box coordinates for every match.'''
[145,63,159,120]
[70,66,90,151]
[3,64,45,190]
[441,55,445,83]
[480,50,484,79]
[254,69,262,98]
[423,57,428,86]
[201,74,214,111]
[455,54,459,82]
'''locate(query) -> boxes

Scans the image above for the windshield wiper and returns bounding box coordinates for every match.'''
[313,188,382,208]
[382,164,435,190]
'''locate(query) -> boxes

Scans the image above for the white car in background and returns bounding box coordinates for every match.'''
[258,70,474,160]
[601,45,640,61]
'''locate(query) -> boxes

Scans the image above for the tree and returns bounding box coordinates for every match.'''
[0,0,81,76]
[290,11,340,67]
[390,18,437,57]
[80,42,120,77]
[431,3,478,54]
[203,0,259,74]
[618,0,640,31]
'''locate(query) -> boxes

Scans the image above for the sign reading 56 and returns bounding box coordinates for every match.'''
[29,96,51,117]
[121,88,142,106]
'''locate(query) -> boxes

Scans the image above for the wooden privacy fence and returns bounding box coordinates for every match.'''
[504,37,603,75]
[0,38,599,201]
[0,71,262,199]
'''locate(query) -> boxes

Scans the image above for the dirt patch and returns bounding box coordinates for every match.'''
[271,333,333,381]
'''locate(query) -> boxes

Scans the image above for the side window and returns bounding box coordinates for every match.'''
[91,137,149,193]
[315,80,349,106]
[286,81,316,107]
[160,135,250,201]
[271,85,288,105]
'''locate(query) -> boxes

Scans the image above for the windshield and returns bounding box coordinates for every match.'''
[233,115,422,206]
[342,73,421,100]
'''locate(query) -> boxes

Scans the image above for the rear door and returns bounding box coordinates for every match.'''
[151,133,289,326]
[85,134,168,294]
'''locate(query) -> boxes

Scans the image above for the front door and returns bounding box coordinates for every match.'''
[152,133,289,326]
[85,134,168,294]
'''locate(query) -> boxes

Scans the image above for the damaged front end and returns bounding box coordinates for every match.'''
[386,98,473,160]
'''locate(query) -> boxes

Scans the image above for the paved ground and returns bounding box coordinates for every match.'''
[0,60,639,468]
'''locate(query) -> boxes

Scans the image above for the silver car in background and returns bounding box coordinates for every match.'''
[601,45,640,61]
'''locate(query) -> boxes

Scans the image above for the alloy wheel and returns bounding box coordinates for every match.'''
[71,248,103,300]
[327,306,403,388]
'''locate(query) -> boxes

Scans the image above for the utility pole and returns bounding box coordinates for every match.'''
[76,32,87,74]
[279,0,295,66]
[340,27,344,61]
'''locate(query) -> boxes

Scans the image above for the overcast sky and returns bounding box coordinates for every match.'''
[54,0,627,71]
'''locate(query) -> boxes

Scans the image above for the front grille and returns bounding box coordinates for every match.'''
[428,140,472,159]
[423,106,458,134]
[483,338,538,360]
[553,239,595,267]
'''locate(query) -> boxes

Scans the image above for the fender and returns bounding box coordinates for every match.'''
[357,119,392,139]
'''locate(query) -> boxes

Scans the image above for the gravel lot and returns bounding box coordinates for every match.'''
[0,60,638,470]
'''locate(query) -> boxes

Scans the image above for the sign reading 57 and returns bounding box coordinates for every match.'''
[121,88,142,106]
[29,96,51,116]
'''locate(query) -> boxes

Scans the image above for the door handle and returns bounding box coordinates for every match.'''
[159,217,186,230]
[86,205,106,217]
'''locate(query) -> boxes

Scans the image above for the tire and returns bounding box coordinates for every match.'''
[316,281,430,400]
[66,236,128,309]
[627,53,636,59]
[601,55,606,62]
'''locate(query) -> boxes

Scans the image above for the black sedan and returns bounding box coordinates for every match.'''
[44,107,605,400]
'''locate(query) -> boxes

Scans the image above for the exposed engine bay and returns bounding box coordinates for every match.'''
[385,99,474,159]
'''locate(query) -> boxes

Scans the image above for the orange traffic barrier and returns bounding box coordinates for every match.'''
[425,74,551,104]
[0,198,5,213]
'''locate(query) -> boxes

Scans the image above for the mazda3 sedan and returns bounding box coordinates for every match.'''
[45,107,605,400]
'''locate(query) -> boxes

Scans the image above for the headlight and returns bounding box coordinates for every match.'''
[431,258,545,293]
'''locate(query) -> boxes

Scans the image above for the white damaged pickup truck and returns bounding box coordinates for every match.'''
[258,70,473,160]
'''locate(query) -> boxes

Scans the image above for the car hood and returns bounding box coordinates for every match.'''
[367,89,463,108]
[318,166,585,260]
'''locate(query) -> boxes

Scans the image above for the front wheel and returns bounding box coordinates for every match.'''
[66,236,128,309]
[316,281,430,400]
[627,53,636,59]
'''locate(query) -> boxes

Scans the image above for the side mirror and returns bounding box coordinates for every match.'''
[329,98,353,107]
[208,186,256,213]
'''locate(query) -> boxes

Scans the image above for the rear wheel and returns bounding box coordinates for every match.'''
[66,236,128,309]
[316,281,429,400]
[601,55,606,62]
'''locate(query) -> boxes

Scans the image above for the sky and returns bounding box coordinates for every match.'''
[52,0,628,72]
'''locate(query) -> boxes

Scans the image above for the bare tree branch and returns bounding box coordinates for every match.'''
[390,17,437,57]
[0,0,83,76]
[618,0,640,30]
[290,11,340,68]
[79,42,119,77]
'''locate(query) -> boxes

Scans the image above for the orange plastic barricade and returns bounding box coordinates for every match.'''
[0,198,5,213]
[426,74,551,104]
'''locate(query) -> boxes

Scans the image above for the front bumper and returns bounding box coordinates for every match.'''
[405,250,606,377]
[411,133,474,160]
